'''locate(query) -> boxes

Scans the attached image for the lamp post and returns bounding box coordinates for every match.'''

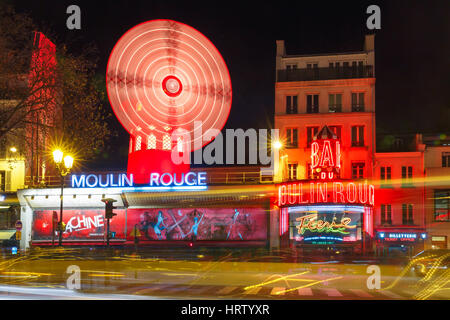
[52,149,74,247]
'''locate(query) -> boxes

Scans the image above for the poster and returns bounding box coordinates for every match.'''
[33,209,126,241]
[127,207,267,241]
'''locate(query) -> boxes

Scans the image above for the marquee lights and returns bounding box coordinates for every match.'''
[278,181,375,207]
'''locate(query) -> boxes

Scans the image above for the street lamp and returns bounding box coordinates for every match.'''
[53,149,74,247]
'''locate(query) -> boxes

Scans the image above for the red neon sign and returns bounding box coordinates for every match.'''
[311,139,341,180]
[278,181,375,207]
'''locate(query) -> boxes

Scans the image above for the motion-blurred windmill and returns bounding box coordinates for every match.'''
[106,20,232,183]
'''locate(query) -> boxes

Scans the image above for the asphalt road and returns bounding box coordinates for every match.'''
[0,247,447,300]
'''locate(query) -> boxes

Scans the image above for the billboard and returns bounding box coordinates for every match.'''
[32,209,126,241]
[127,207,267,241]
[289,205,362,244]
[32,207,267,243]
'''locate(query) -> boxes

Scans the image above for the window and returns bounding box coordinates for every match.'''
[434,190,450,221]
[402,166,413,186]
[328,126,341,140]
[351,126,365,146]
[147,134,156,149]
[286,64,297,70]
[381,204,392,225]
[286,128,298,148]
[306,126,319,147]
[402,204,414,225]
[288,163,297,180]
[351,92,365,112]
[328,93,342,112]
[380,166,392,186]
[352,162,365,179]
[162,134,171,150]
[307,94,319,113]
[135,136,142,151]
[286,95,298,114]
[443,152,450,167]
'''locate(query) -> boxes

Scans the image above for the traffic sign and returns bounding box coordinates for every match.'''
[15,221,22,231]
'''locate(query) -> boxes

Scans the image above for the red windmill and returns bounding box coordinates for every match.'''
[106,20,232,183]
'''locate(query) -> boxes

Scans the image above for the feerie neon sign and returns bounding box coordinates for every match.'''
[295,213,356,235]
[278,181,375,207]
[71,172,207,188]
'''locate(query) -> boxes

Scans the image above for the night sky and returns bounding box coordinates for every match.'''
[8,0,450,169]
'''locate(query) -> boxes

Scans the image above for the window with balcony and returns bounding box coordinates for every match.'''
[402,204,414,225]
[351,92,365,112]
[286,128,298,149]
[352,162,365,179]
[328,93,342,112]
[307,94,319,113]
[442,152,450,167]
[402,166,413,187]
[286,95,298,114]
[434,190,450,221]
[381,204,392,225]
[351,126,365,147]
[380,166,392,187]
[288,163,298,180]
[306,126,319,147]
[286,64,297,70]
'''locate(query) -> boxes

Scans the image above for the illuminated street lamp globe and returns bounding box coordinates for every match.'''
[106,19,232,183]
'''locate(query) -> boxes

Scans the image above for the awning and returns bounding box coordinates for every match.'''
[0,230,16,240]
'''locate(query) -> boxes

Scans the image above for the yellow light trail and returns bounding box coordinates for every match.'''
[243,271,309,290]
[275,276,343,295]
[88,274,125,277]
[2,271,54,276]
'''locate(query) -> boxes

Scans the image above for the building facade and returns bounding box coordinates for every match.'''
[273,35,428,256]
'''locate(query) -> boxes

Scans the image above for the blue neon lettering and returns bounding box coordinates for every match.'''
[198,172,207,185]
[185,172,196,186]
[160,173,173,186]
[85,174,98,188]
[72,175,86,188]
[121,174,133,187]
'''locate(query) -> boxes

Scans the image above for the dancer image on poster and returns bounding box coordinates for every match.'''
[189,212,204,241]
[139,211,152,240]
[227,209,244,240]
[153,211,167,240]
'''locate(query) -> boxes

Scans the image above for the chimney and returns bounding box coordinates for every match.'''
[364,34,375,52]
[276,40,285,57]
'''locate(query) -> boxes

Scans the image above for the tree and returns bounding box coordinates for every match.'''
[0,4,112,185]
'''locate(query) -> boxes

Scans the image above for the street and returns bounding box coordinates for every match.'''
[0,247,447,300]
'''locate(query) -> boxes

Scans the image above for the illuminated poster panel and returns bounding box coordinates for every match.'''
[289,205,362,244]
[32,209,126,241]
[127,207,267,241]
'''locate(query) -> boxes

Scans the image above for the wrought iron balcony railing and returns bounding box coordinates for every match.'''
[277,65,374,82]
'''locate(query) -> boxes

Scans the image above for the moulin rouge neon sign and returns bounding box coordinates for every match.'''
[278,131,375,206]
[71,172,207,189]
[278,181,375,206]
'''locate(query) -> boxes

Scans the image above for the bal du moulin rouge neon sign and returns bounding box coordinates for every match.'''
[278,131,375,207]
